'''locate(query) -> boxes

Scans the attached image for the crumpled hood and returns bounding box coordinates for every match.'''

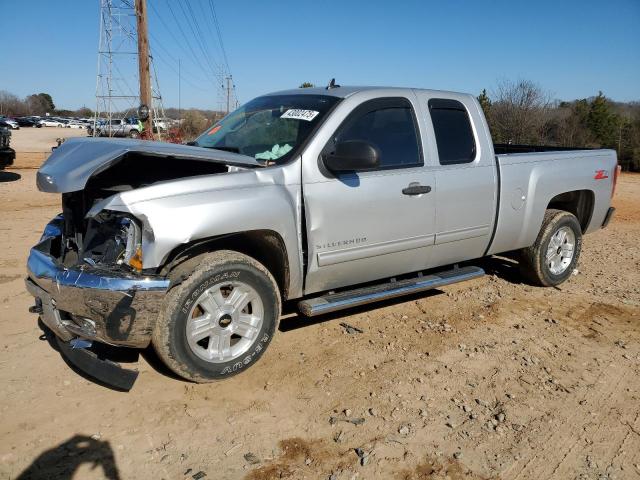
[36,137,262,193]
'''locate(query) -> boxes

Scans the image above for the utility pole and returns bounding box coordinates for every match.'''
[225,75,232,114]
[135,0,153,138]
[178,59,181,121]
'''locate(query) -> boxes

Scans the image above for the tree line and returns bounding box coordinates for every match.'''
[478,79,639,171]
[0,91,71,117]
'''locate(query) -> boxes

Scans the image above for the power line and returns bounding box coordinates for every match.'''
[160,0,219,87]
[145,0,238,109]
[196,0,225,67]
[206,0,238,105]
[207,0,231,75]
[151,50,209,92]
[177,0,222,79]
[148,0,209,80]
[148,30,209,86]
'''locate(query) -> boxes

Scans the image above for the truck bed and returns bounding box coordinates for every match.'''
[487,147,617,257]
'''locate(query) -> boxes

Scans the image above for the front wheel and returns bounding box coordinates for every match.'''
[520,209,582,287]
[129,130,140,138]
[152,250,281,382]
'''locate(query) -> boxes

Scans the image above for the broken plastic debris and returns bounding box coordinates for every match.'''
[70,338,93,349]
[340,322,363,334]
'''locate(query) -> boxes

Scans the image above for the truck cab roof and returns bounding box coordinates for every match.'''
[265,85,473,100]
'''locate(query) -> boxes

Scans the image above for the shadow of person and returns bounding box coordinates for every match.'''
[16,435,121,480]
[0,171,21,183]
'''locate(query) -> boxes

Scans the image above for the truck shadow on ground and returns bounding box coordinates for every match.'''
[475,254,524,284]
[15,434,121,480]
[280,254,526,332]
[0,171,21,182]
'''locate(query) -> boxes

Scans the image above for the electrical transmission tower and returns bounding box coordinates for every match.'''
[95,0,165,137]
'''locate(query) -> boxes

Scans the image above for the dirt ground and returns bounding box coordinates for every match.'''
[0,166,638,480]
[9,127,86,168]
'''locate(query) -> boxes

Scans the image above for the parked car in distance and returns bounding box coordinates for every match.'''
[65,120,85,129]
[16,117,42,128]
[39,118,64,127]
[153,118,169,131]
[86,120,102,136]
[0,117,19,129]
[26,85,619,388]
[93,118,141,138]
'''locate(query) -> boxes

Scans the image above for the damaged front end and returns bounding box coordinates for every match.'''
[26,137,268,388]
[27,137,253,346]
[27,211,169,348]
[26,211,169,389]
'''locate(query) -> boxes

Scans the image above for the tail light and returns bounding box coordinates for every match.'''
[612,164,621,198]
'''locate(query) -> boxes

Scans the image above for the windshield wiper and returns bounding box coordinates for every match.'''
[207,145,241,154]
[186,142,241,154]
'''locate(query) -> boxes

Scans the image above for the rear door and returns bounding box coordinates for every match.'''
[303,95,437,294]
[417,95,497,267]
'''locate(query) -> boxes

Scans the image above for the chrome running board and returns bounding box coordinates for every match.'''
[298,265,484,317]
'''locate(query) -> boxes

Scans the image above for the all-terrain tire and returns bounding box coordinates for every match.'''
[520,209,582,287]
[152,250,281,382]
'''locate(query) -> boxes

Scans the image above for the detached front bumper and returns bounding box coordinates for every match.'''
[25,216,170,348]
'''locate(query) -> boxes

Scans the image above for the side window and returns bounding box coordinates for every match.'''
[331,98,422,170]
[428,98,476,165]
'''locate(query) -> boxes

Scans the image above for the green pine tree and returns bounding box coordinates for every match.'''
[477,89,491,115]
[587,92,619,148]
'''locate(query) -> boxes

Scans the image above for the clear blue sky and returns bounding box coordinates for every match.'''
[1,0,639,111]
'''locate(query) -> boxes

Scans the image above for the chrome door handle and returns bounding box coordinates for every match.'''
[402,183,431,195]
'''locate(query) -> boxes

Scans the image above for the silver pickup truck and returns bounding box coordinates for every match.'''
[26,85,619,387]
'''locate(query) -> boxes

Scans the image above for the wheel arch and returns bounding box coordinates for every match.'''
[161,229,291,300]
[546,189,595,233]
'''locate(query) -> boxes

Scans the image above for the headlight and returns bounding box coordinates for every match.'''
[83,212,144,271]
[117,217,143,271]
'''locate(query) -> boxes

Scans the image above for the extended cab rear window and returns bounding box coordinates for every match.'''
[428,98,476,165]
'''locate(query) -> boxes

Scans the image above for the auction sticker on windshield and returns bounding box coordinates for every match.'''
[280,109,319,121]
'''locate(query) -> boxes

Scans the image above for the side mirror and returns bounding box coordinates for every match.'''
[324,140,380,172]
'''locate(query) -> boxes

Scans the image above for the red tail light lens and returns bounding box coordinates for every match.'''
[612,165,621,198]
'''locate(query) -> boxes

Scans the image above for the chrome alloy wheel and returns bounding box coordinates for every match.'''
[186,281,264,363]
[546,226,576,275]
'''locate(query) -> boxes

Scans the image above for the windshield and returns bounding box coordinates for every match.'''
[194,94,340,164]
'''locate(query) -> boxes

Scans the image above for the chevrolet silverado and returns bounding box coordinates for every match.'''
[25,85,619,388]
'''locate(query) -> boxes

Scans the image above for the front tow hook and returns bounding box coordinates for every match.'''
[29,299,43,314]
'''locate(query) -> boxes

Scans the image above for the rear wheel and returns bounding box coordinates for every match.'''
[520,209,582,286]
[129,130,140,138]
[152,251,281,382]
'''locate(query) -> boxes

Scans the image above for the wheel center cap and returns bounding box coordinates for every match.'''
[218,314,232,328]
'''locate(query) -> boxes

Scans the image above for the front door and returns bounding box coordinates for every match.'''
[303,96,436,294]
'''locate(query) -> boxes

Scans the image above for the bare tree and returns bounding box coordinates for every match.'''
[489,79,552,144]
[0,90,29,117]
[180,110,209,140]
